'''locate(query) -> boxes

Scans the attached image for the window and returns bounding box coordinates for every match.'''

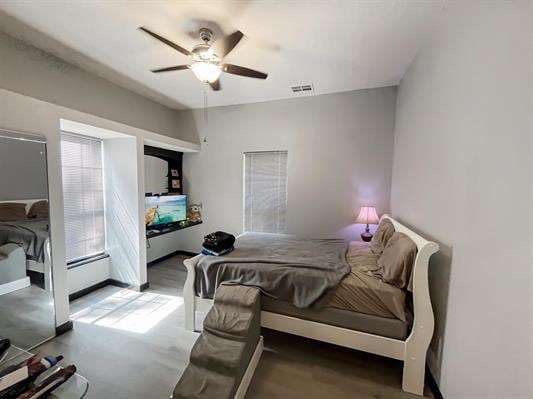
[60,133,105,264]
[244,151,288,233]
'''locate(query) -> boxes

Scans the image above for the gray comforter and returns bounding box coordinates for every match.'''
[0,220,49,262]
[195,233,350,309]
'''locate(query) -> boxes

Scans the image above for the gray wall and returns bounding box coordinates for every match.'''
[0,137,48,200]
[0,30,194,143]
[174,87,396,252]
[390,1,531,398]
[144,155,168,195]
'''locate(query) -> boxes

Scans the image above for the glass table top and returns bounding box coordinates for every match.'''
[0,345,89,399]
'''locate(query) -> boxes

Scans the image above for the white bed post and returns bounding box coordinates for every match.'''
[44,240,53,292]
[183,257,197,331]
[381,215,439,396]
[400,235,438,395]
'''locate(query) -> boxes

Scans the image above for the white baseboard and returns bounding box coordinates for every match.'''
[0,277,31,296]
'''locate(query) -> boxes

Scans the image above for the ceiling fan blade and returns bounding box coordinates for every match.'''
[209,80,221,91]
[139,27,191,57]
[222,64,268,79]
[151,65,189,73]
[216,30,244,58]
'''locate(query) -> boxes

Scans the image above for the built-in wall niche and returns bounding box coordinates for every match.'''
[145,156,168,194]
[144,145,183,195]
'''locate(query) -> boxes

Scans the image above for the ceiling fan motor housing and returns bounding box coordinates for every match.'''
[199,28,214,44]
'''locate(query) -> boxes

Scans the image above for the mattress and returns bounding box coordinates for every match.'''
[260,241,412,339]
[195,235,412,338]
[262,296,411,340]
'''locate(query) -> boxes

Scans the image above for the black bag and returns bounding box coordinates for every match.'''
[203,231,235,252]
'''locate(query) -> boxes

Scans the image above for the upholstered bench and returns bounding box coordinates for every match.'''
[173,285,263,399]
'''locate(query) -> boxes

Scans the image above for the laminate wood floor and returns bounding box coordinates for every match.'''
[34,255,434,399]
[0,283,55,350]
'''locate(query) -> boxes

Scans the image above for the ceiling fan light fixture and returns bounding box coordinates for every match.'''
[190,61,222,83]
[142,26,267,90]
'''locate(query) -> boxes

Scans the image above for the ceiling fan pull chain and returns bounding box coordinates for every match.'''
[203,85,209,125]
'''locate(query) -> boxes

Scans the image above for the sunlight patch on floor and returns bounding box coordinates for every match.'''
[71,289,183,333]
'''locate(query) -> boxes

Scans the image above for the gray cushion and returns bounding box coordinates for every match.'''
[0,203,27,221]
[204,304,256,341]
[203,285,261,341]
[173,364,236,399]
[378,232,417,291]
[28,200,49,220]
[370,218,395,255]
[190,332,248,376]
[213,284,261,309]
[173,285,261,399]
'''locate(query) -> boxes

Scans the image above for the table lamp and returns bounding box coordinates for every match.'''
[356,206,380,242]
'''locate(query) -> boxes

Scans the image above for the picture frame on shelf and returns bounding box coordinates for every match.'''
[170,169,179,177]
[171,179,181,190]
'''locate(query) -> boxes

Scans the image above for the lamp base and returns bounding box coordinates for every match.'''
[360,231,373,242]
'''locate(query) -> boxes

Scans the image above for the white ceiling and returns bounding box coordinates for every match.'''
[0,1,444,110]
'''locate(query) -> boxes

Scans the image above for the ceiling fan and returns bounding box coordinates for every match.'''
[139,26,268,91]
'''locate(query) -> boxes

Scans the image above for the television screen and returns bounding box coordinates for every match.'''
[145,195,187,228]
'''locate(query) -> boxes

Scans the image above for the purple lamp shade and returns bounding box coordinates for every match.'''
[356,206,380,242]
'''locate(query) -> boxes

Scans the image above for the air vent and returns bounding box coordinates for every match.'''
[290,84,314,94]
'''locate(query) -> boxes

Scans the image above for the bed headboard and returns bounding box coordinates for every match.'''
[0,199,47,214]
[380,214,439,356]
[381,214,438,253]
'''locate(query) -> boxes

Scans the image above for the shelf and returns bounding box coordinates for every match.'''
[0,345,89,398]
[146,221,202,239]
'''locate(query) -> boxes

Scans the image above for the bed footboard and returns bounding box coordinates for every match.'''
[183,255,201,331]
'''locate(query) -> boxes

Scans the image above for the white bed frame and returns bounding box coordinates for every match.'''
[0,199,53,291]
[234,336,263,399]
[183,215,438,396]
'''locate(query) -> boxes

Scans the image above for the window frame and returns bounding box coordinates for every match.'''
[60,132,107,266]
[243,150,288,234]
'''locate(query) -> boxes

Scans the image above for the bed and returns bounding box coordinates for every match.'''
[0,199,52,291]
[183,215,438,396]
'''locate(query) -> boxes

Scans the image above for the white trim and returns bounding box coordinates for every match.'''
[0,276,30,296]
[183,214,438,396]
[261,311,405,360]
[26,260,44,273]
[61,119,200,153]
[26,238,52,292]
[61,119,131,140]
[0,128,47,143]
[234,336,263,399]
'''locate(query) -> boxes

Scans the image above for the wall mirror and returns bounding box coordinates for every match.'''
[0,129,56,351]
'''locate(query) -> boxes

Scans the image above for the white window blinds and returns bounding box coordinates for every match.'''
[60,133,105,263]
[244,151,288,233]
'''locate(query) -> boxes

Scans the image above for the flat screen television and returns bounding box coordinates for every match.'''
[145,194,187,229]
